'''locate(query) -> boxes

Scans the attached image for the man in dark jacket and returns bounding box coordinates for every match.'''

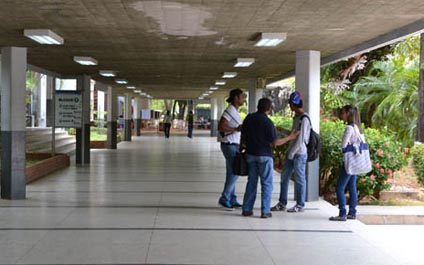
[241,98,298,218]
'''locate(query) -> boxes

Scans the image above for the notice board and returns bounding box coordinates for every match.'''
[55,91,82,128]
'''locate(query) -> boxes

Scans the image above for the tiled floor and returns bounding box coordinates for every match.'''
[0,133,422,264]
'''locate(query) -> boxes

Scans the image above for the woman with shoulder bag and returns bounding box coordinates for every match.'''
[329,105,365,221]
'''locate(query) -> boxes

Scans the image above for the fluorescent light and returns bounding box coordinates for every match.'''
[99,70,116,77]
[202,93,209,96]
[127,86,136,89]
[73,56,97,66]
[24,29,64,45]
[207,91,213,94]
[215,80,226,85]
[234,58,255,67]
[198,97,204,100]
[255,33,287,47]
[115,79,128,84]
[140,92,146,96]
[209,86,219,90]
[222,72,237,78]
[134,90,141,93]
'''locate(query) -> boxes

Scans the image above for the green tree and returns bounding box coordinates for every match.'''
[353,37,420,146]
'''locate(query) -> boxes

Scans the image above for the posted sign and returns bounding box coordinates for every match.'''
[55,91,82,128]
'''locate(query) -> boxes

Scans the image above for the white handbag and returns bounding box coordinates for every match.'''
[342,125,372,175]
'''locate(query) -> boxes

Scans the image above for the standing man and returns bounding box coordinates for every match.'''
[187,110,194,138]
[272,91,311,213]
[241,98,298,218]
[218,88,245,210]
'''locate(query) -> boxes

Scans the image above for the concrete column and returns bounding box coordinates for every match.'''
[1,47,27,199]
[248,79,264,113]
[210,97,218,137]
[38,74,47,127]
[124,93,132,141]
[133,97,141,136]
[46,76,54,126]
[106,86,118,149]
[76,75,91,165]
[296,50,321,201]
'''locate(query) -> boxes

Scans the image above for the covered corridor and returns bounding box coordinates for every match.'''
[0,134,422,265]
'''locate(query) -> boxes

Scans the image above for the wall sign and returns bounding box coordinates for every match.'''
[55,91,82,128]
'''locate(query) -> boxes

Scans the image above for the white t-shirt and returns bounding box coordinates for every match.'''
[221,104,241,144]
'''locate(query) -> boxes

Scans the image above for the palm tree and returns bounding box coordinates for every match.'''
[353,58,418,146]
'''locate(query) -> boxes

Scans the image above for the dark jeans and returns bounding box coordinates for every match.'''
[188,125,193,138]
[164,123,171,138]
[336,165,358,217]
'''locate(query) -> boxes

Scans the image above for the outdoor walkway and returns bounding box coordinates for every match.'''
[0,133,422,265]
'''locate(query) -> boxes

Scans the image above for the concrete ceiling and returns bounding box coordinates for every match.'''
[1,0,424,99]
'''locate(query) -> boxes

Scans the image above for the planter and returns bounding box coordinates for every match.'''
[90,140,107,149]
[26,153,70,184]
[90,136,122,149]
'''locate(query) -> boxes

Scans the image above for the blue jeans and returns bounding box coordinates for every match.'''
[219,144,239,204]
[242,155,274,214]
[279,153,307,207]
[336,165,358,217]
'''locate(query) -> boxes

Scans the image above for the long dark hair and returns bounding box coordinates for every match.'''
[341,105,362,133]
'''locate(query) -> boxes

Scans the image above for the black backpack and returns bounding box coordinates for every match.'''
[300,115,321,162]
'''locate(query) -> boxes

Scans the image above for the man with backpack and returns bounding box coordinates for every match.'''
[272,91,312,213]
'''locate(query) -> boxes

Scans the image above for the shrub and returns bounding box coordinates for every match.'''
[320,123,405,199]
[411,144,424,186]
[270,115,407,200]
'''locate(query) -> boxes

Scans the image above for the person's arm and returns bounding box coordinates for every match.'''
[272,130,299,147]
[341,126,354,149]
[275,126,291,136]
[218,116,241,133]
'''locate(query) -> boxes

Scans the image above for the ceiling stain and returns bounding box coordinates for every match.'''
[130,1,217,37]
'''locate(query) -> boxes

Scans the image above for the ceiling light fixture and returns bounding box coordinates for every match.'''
[127,86,136,89]
[99,70,116,77]
[255,33,287,47]
[222,72,237,78]
[209,86,219,90]
[134,90,141,93]
[73,56,97,66]
[24,29,64,45]
[234,58,255,67]
[215,80,226,86]
[115,79,128,84]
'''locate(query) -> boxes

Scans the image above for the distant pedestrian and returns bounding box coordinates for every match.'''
[241,98,298,218]
[329,105,362,221]
[187,111,194,138]
[163,110,172,138]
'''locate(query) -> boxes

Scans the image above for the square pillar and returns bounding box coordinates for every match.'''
[1,47,27,199]
[296,50,320,201]
[133,97,141,136]
[210,97,218,137]
[106,86,118,149]
[124,93,132,141]
[76,75,91,165]
[248,79,264,113]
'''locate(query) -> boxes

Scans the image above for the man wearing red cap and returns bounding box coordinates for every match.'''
[272,91,311,213]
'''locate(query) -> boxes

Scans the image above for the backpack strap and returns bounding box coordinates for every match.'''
[299,114,312,144]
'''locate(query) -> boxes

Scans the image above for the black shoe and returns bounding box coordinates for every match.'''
[347,214,356,220]
[242,211,253,217]
[218,200,234,211]
[271,202,286,211]
[329,215,347,221]
[232,201,242,208]
[261,213,272,219]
